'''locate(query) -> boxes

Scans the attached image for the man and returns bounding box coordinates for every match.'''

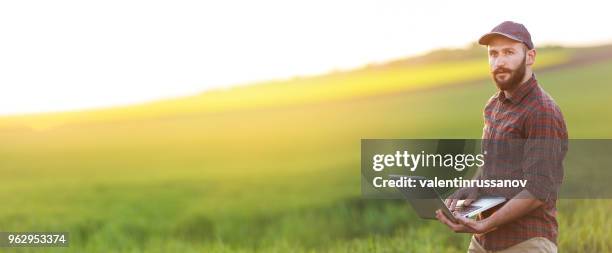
[435,21,568,252]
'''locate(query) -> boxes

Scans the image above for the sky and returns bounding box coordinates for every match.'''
[1,0,611,115]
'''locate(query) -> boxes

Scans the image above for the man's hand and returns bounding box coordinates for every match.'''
[437,189,544,235]
[444,187,478,211]
[435,210,496,234]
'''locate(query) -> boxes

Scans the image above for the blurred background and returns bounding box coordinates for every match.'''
[1,1,611,252]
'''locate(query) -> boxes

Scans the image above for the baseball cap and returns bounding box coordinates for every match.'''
[478,21,534,50]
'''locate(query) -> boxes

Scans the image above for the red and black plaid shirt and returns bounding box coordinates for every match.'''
[477,74,568,251]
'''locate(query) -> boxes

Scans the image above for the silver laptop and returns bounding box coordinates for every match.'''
[389,175,506,222]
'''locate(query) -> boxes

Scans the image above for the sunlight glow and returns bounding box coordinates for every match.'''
[1,0,611,115]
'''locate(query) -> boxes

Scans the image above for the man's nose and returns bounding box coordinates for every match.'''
[491,57,507,70]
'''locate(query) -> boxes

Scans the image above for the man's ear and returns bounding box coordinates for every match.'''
[526,49,536,66]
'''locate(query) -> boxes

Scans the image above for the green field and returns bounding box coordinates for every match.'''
[0,45,611,252]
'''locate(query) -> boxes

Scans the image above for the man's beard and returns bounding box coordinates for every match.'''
[492,57,527,91]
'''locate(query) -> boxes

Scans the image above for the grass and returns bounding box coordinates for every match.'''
[0,45,570,130]
[0,45,611,252]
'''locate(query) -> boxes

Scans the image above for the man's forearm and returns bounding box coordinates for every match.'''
[483,189,544,229]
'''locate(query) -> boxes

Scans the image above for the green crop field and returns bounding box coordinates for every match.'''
[0,45,611,252]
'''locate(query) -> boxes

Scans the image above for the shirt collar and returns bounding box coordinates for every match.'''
[496,74,537,104]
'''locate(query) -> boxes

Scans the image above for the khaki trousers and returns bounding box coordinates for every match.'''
[467,236,557,253]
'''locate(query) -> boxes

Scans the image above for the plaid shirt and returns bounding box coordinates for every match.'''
[477,74,568,251]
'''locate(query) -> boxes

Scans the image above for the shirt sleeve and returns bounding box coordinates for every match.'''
[521,108,568,201]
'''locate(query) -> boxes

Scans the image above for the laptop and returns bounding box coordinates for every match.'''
[389,175,506,223]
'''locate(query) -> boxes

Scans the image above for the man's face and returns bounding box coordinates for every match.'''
[487,36,529,91]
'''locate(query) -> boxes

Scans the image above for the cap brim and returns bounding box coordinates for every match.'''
[478,32,524,46]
